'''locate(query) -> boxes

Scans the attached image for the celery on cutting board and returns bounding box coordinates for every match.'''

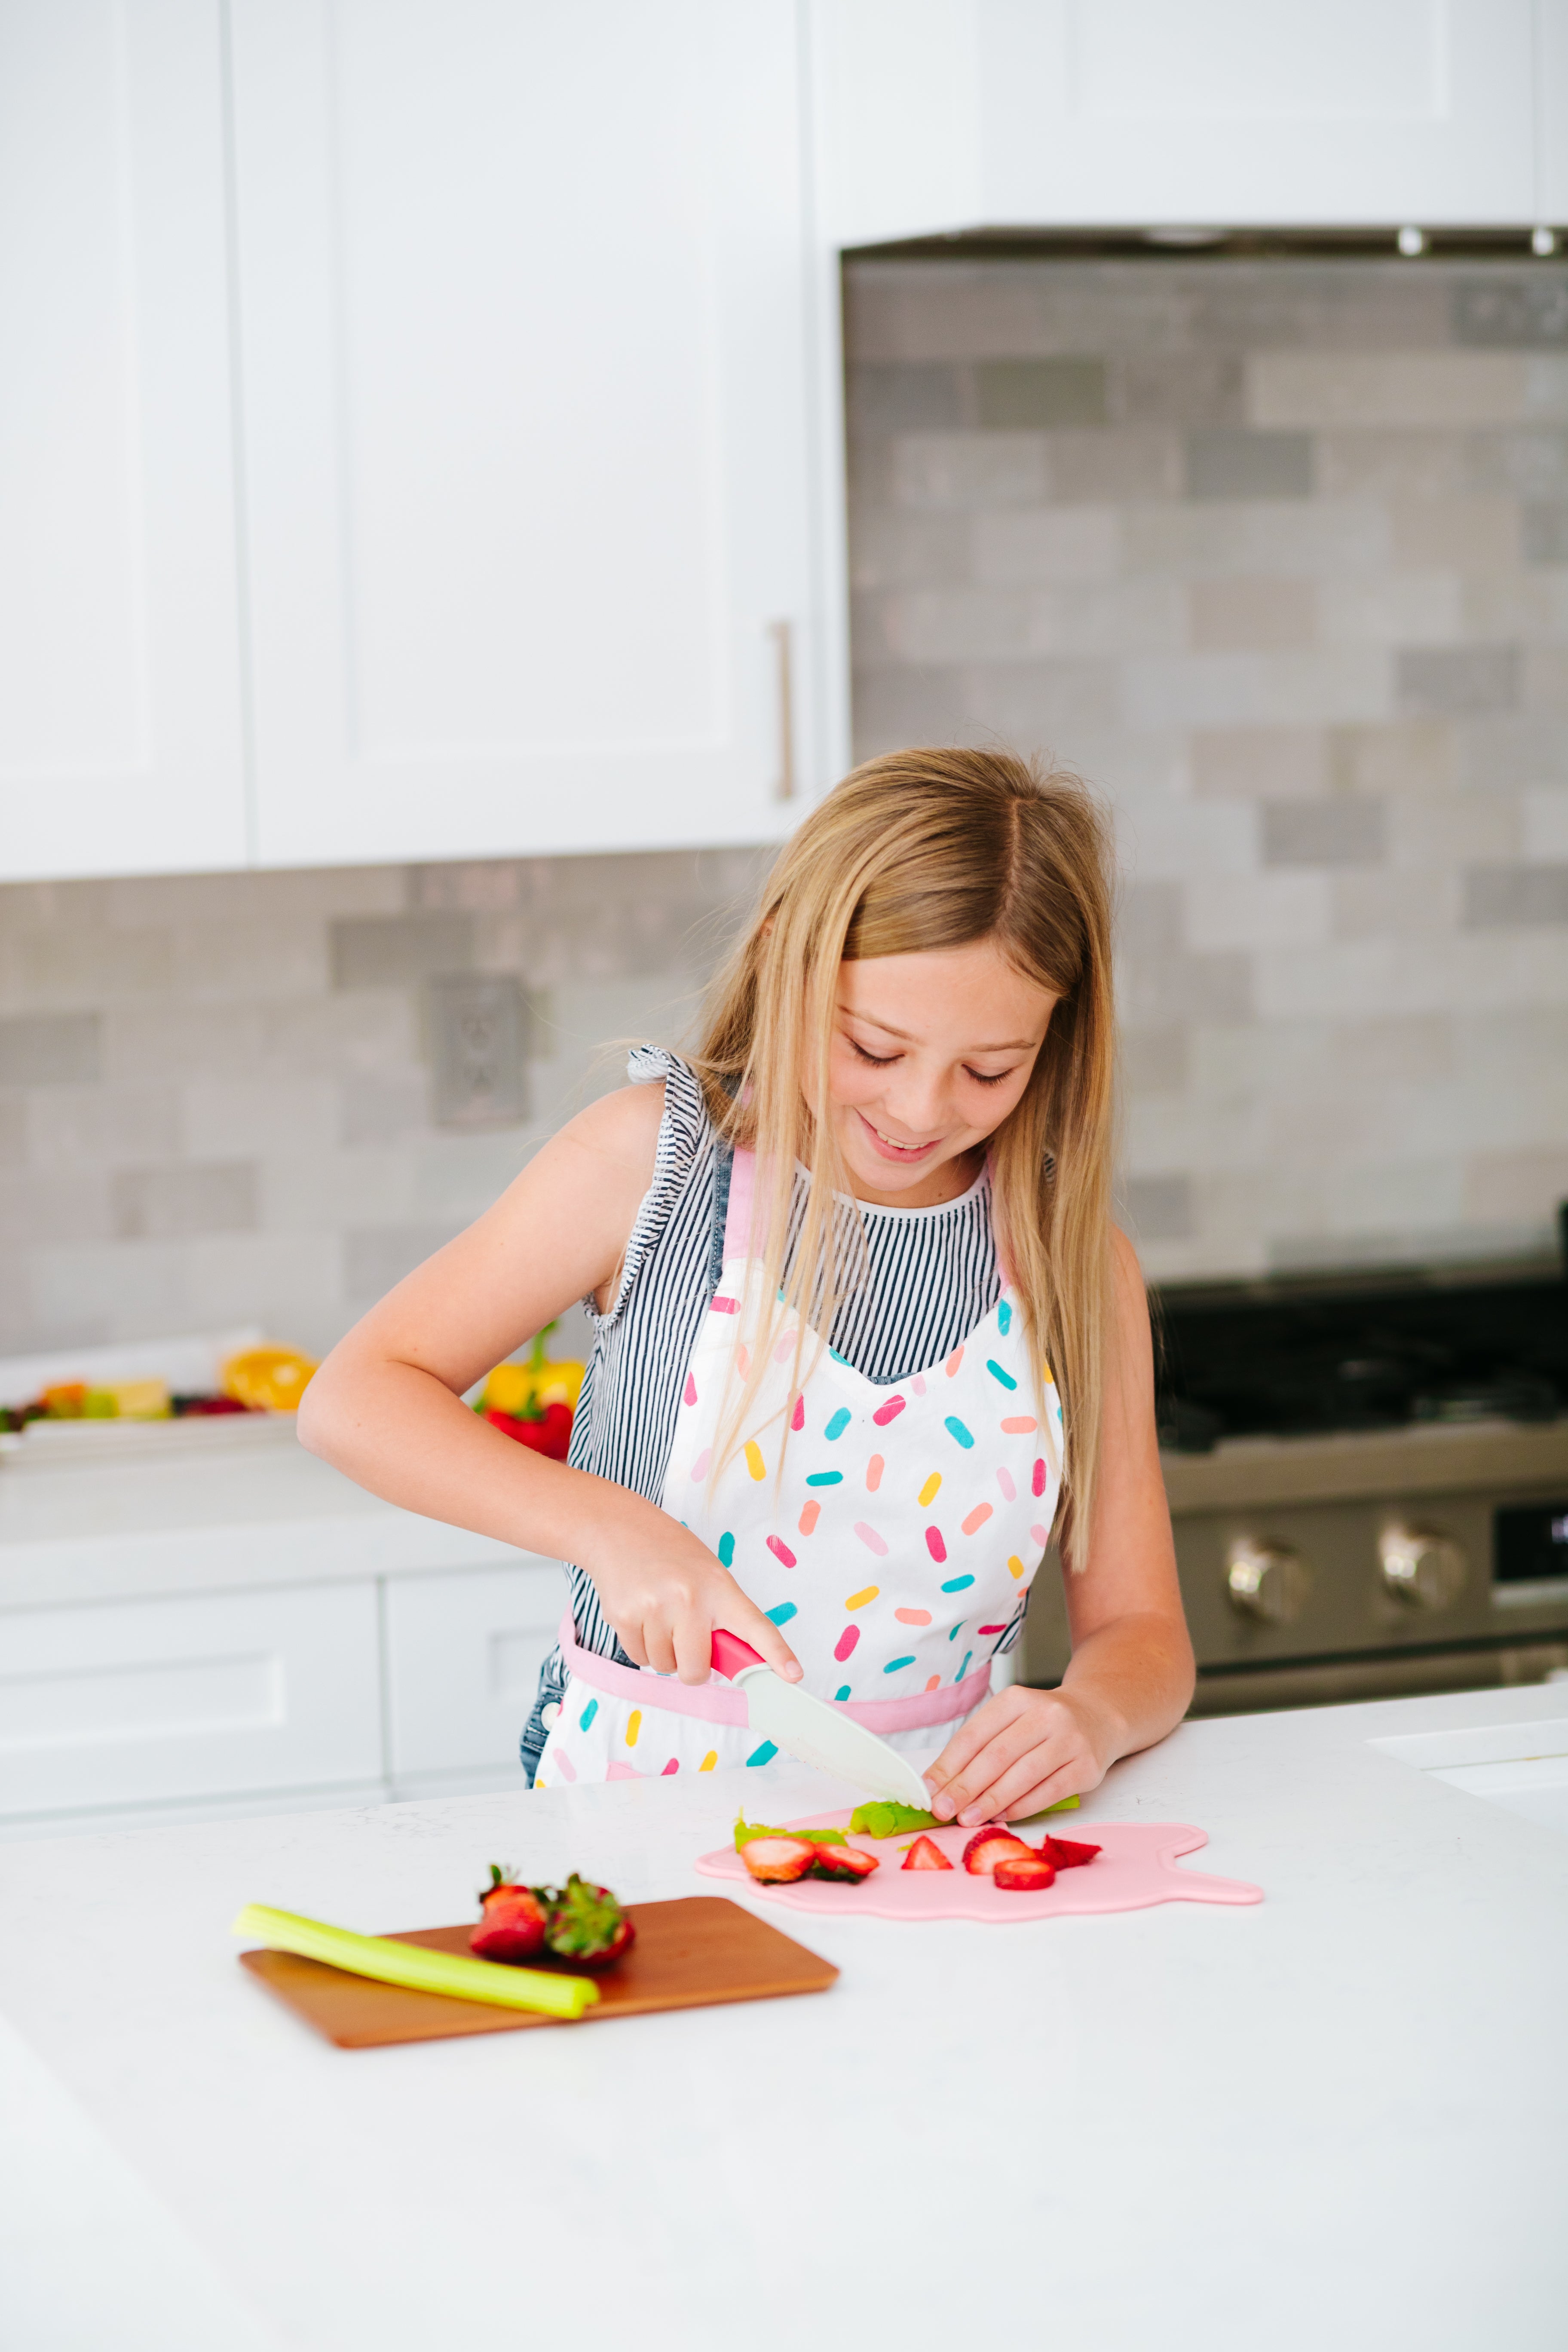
[233,1904,599,2020]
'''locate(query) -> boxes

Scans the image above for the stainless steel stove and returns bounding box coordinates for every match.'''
[1022,1246,1568,1714]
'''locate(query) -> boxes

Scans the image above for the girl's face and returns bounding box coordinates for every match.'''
[825,938,1058,1208]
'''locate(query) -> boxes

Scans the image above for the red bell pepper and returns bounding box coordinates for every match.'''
[485,1400,573,1461]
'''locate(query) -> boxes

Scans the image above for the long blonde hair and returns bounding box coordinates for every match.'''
[690,747,1117,1567]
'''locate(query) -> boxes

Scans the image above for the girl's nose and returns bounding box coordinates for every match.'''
[885,1066,949,1136]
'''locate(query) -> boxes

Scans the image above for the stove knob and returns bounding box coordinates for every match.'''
[1380,1527,1467,1611]
[1225,1539,1311,1625]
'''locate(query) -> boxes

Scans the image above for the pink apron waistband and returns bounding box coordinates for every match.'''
[557,1614,989,1732]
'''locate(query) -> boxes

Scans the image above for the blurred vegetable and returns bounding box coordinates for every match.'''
[480,1322,582,1461]
[482,1321,585,1417]
[222,1347,317,1412]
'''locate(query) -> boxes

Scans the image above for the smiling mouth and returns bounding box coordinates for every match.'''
[857,1111,939,1162]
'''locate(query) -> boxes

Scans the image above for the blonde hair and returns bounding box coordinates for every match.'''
[690,747,1117,1568]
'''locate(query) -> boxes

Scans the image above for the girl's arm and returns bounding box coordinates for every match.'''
[296,1083,803,1686]
[923,1228,1195,1826]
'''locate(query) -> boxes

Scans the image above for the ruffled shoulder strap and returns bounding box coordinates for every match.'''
[588,1047,718,1329]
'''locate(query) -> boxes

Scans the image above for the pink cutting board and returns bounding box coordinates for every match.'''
[695,1811,1262,1922]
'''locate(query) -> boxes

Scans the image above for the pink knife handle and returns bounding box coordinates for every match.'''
[709,1627,764,1681]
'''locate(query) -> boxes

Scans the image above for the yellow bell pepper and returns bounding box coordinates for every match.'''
[222,1347,318,1412]
[481,1322,585,1418]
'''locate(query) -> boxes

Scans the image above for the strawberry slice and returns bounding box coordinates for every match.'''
[994,1852,1056,1892]
[900,1835,954,1872]
[961,1827,1034,1876]
[808,1845,879,1882]
[741,1836,816,1883]
[1042,1835,1102,1869]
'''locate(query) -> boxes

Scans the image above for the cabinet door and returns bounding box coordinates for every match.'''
[382,1559,562,1782]
[820,0,1542,241]
[230,0,824,869]
[0,1582,382,1820]
[0,0,246,882]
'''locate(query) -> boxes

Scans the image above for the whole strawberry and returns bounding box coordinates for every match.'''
[470,1862,547,1963]
[537,1873,637,1970]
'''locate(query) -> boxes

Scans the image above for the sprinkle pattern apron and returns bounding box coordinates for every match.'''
[534,1149,1063,1788]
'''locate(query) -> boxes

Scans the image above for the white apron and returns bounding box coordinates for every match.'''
[534,1149,1063,1787]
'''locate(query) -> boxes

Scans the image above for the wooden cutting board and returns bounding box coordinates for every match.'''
[239,1895,837,2049]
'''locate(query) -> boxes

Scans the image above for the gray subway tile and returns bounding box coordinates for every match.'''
[0,1013,101,1086]
[1047,428,1180,503]
[1523,504,1568,564]
[1397,645,1519,716]
[851,665,975,760]
[1122,1173,1193,1242]
[111,1162,260,1241]
[1459,716,1568,788]
[1112,352,1245,426]
[1190,578,1315,652]
[344,1221,462,1301]
[1186,430,1313,501]
[1463,864,1568,928]
[1118,882,1184,958]
[1191,727,1328,799]
[1263,799,1387,867]
[1467,430,1568,499]
[340,1071,431,1147]
[330,913,475,989]
[975,360,1106,429]
[1121,1026,1190,1096]
[0,1171,112,1246]
[1451,275,1568,349]
[848,364,965,436]
[1121,951,1254,1025]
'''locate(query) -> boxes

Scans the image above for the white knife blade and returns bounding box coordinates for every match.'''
[709,1630,934,1807]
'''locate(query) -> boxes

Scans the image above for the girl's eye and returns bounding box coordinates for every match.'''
[965,1067,1013,1087]
[848,1039,898,1069]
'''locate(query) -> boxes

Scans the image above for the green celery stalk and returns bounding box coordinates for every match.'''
[233,1904,598,2021]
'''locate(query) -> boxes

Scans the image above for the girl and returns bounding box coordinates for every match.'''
[300,750,1193,1825]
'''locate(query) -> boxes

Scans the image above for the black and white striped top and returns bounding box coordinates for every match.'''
[520,1047,1001,1775]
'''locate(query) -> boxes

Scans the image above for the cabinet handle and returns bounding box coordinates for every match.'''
[769,619,795,802]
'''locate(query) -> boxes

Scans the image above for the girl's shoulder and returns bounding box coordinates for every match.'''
[578,1048,720,1328]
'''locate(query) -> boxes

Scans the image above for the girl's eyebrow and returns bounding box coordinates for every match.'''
[842,1008,1040,1053]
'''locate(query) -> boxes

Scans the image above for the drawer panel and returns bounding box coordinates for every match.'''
[383,1560,563,1777]
[0,1583,382,1817]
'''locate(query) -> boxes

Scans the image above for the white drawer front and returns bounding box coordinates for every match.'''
[0,1583,382,1817]
[383,1561,564,1777]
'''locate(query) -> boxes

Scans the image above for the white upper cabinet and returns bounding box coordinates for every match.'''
[818,0,1550,245]
[0,0,247,883]
[229,0,828,869]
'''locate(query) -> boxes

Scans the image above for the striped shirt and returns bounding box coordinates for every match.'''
[520,1046,1001,1776]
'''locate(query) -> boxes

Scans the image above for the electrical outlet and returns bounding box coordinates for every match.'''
[429,975,530,1129]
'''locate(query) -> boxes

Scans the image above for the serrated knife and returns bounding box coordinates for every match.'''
[709,1629,934,1807]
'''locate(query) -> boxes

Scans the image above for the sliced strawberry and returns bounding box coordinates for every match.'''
[1042,1835,1102,1869]
[994,1853,1056,1892]
[808,1845,879,1881]
[470,1863,547,1962]
[900,1835,954,1872]
[961,1827,1034,1876]
[741,1836,816,1883]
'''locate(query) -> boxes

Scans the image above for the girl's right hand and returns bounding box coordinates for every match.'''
[583,1515,803,1688]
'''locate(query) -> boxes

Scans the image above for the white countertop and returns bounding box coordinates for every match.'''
[2,1683,1565,2352]
[0,1420,520,1609]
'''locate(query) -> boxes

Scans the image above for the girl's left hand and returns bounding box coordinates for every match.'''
[922,1684,1118,1827]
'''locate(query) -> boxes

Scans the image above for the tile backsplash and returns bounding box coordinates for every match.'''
[846,255,1568,1280]
[0,852,767,1359]
[3,254,1567,1355]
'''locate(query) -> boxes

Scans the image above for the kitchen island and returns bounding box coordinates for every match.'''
[2,1682,1565,2352]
